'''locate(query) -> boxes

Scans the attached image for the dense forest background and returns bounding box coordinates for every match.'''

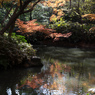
[0,0,95,69]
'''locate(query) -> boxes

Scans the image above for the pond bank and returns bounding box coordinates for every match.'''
[0,56,43,70]
[39,40,95,49]
[1,46,95,94]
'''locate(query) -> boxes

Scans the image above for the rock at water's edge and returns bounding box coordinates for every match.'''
[23,56,43,68]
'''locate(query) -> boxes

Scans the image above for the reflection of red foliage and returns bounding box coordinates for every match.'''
[18,78,43,89]
[18,61,71,90]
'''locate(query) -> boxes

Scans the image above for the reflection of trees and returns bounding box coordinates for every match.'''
[36,46,95,94]
[17,60,95,95]
[18,61,71,94]
[0,68,41,95]
[0,69,29,95]
[68,62,95,94]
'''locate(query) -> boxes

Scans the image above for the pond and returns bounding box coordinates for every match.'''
[1,46,95,95]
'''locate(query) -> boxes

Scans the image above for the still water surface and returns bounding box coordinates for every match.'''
[1,46,95,95]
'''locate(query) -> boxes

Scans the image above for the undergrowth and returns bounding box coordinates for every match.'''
[0,33,36,69]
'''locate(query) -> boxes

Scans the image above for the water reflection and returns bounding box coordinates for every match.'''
[0,67,41,95]
[6,88,12,95]
[36,46,95,95]
[1,46,95,95]
[15,59,95,95]
[18,61,71,95]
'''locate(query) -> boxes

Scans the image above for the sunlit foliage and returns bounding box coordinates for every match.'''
[41,0,69,22]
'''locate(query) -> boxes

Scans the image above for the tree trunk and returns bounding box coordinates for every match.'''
[1,4,13,27]
[70,0,71,8]
[30,11,32,20]
[8,22,15,37]
[0,0,41,35]
[0,9,19,35]
[78,0,80,14]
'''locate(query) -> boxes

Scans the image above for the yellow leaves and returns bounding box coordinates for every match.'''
[50,14,57,22]
[50,14,61,22]
[41,0,68,22]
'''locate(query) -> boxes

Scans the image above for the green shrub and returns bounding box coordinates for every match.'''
[49,18,68,33]
[49,18,95,43]
[11,33,27,43]
[0,33,36,69]
[49,18,84,33]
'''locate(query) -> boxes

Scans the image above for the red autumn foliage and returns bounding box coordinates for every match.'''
[16,19,56,35]
[16,19,72,42]
[47,32,72,41]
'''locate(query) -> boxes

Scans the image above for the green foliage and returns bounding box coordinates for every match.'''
[0,33,36,69]
[49,18,84,33]
[86,93,90,95]
[49,17,95,43]
[80,0,95,14]
[64,10,81,22]
[49,18,67,33]
[11,33,27,43]
[18,3,52,24]
[65,0,95,15]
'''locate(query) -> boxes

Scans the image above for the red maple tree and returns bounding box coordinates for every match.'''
[16,19,72,41]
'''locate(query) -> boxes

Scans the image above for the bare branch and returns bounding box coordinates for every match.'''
[22,0,41,14]
[1,5,14,26]
[20,0,22,9]
[1,1,12,17]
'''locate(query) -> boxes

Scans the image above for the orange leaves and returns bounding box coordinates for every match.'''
[82,14,95,21]
[53,8,58,14]
[57,10,64,16]
[50,14,57,22]
[89,27,95,33]
[48,32,72,41]
[42,0,66,8]
[50,9,64,22]
[16,19,55,35]
[41,0,69,22]
[82,14,95,34]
